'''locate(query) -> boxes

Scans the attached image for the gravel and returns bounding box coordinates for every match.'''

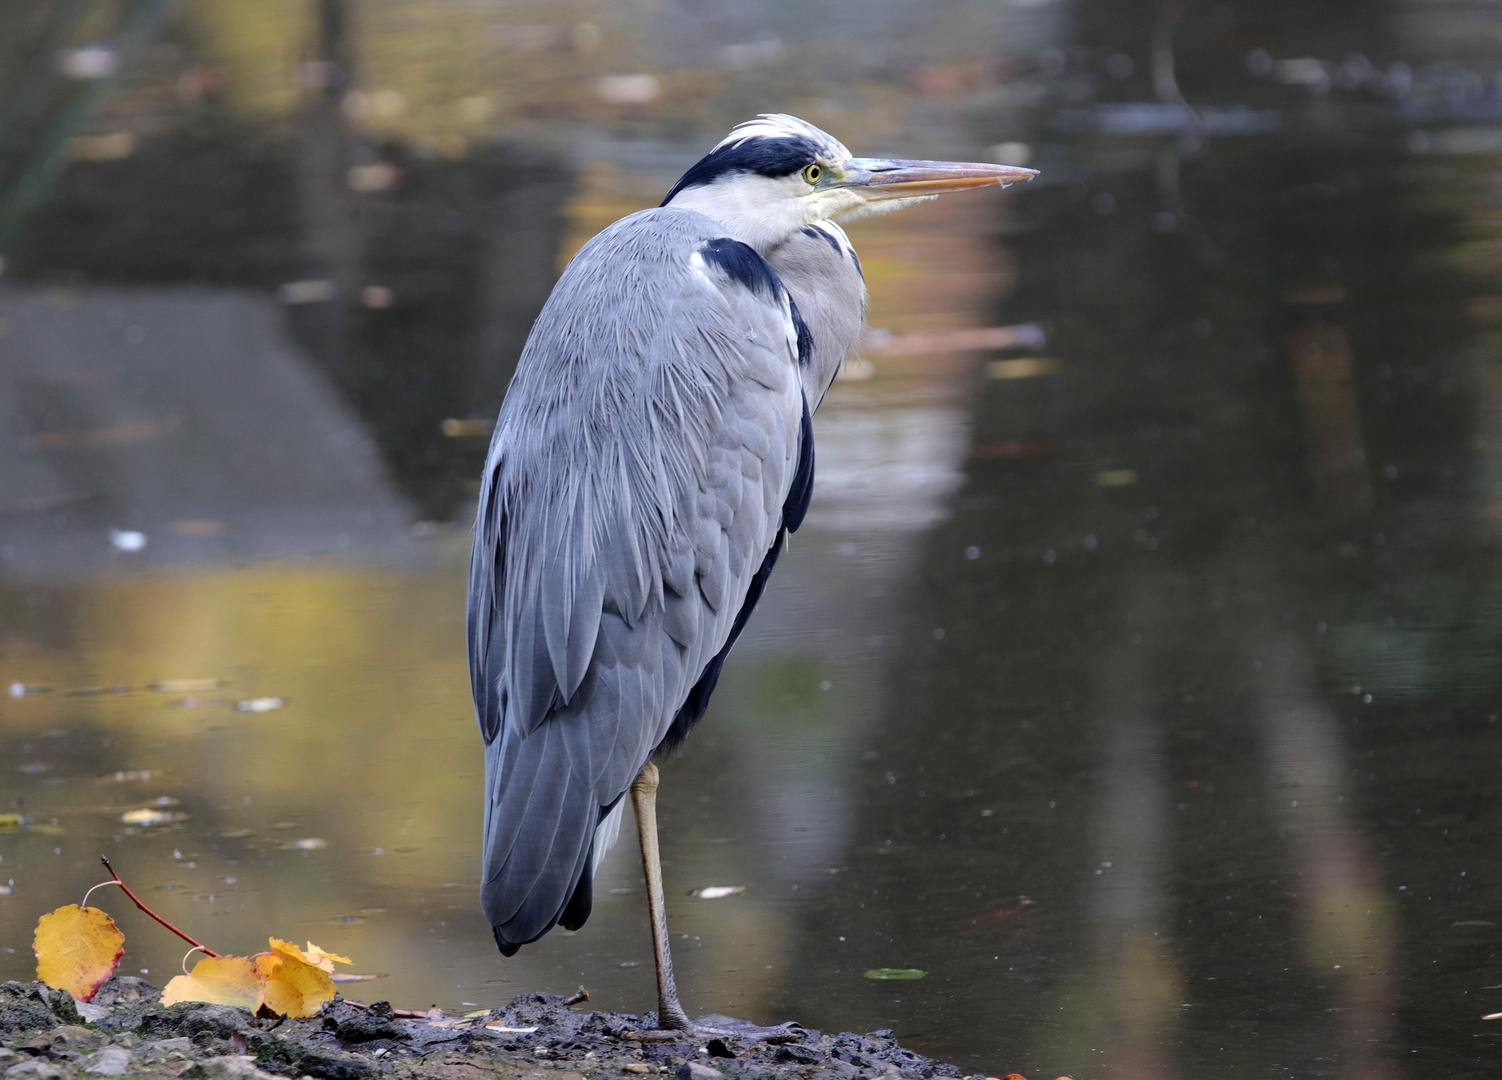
[0,981,975,1080]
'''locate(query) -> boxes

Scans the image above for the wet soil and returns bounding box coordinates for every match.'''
[0,981,982,1080]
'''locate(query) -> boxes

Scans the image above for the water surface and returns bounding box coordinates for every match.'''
[4,2,1502,1077]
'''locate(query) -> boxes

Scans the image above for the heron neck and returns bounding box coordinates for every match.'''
[664,184,809,256]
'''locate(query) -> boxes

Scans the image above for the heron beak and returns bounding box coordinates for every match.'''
[836,158,1038,200]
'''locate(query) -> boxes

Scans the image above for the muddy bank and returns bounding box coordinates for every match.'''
[0,980,998,1080]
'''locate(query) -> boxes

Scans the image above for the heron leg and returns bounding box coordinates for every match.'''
[627,762,807,1044]
[631,761,693,1032]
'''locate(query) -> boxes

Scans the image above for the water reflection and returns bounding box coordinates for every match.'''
[4,0,1502,1076]
[767,39,1502,1077]
[0,286,418,576]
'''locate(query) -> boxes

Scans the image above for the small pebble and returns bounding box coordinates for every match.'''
[82,1047,131,1076]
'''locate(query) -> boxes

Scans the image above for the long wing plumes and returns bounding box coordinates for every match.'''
[468,208,809,951]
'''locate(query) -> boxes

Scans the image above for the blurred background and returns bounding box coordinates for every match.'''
[2,0,1502,1075]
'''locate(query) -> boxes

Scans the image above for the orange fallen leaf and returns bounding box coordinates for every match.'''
[268,938,351,974]
[34,904,124,1002]
[256,952,336,1018]
[162,955,261,1009]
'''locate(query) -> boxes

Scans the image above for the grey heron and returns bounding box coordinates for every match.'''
[467,114,1035,1035]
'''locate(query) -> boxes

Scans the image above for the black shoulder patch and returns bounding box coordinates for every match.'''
[782,398,815,533]
[849,247,865,281]
[801,224,844,257]
[789,298,814,369]
[663,135,823,204]
[699,237,781,299]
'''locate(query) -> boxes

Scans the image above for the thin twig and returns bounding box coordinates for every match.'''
[99,856,221,957]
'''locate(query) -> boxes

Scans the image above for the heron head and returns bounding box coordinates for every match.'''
[663,114,1037,252]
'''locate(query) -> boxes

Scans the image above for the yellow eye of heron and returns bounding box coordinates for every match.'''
[803,164,823,184]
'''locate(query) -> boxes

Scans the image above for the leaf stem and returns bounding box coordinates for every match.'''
[98,856,221,958]
[80,879,117,909]
[181,945,211,975]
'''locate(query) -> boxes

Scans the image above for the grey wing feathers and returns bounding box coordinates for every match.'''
[467,208,806,948]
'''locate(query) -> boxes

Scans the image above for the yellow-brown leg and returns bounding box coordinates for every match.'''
[630,761,692,1032]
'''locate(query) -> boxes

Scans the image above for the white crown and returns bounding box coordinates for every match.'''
[714,114,852,161]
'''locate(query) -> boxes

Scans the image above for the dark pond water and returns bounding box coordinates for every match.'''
[3,1,1502,1077]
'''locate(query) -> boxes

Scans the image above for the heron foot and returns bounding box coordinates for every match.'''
[631,1015,806,1043]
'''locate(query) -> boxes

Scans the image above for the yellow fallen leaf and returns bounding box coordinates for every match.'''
[34,904,125,1002]
[256,953,335,1017]
[161,955,262,1009]
[267,938,350,974]
[300,941,352,973]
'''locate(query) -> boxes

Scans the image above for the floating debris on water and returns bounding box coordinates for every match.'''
[689,885,746,899]
[235,697,285,713]
[108,529,147,552]
[101,770,158,782]
[120,809,183,826]
[150,679,224,692]
[441,418,494,437]
[986,356,1061,380]
[864,968,927,980]
[169,520,228,537]
[284,837,328,850]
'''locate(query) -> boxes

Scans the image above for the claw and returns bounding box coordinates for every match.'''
[629,1016,806,1044]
